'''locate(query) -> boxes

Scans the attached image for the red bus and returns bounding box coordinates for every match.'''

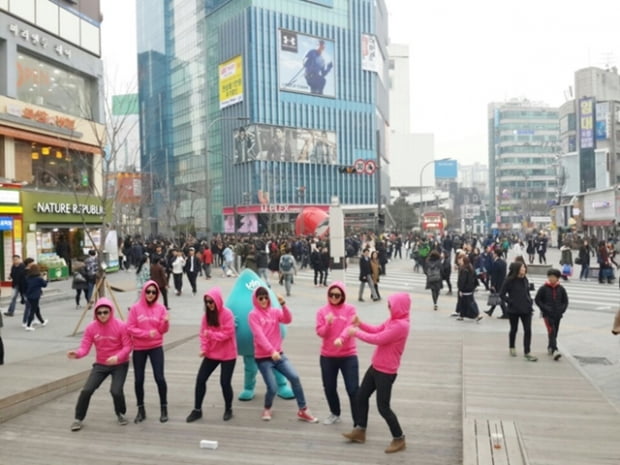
[421,211,446,236]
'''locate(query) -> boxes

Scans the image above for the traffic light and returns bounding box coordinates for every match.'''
[339,166,356,174]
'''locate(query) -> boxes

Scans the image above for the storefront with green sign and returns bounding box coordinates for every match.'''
[20,191,115,279]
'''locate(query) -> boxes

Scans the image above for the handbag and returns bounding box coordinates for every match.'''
[612,309,620,335]
[73,272,87,283]
[487,292,502,306]
[575,257,582,265]
[561,264,572,276]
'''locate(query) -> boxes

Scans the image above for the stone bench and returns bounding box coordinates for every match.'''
[526,264,552,276]
[463,418,530,465]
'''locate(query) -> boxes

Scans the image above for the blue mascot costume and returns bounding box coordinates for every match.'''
[225,269,294,400]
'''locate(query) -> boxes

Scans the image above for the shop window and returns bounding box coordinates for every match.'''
[15,140,94,192]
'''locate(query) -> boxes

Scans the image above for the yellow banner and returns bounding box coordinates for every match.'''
[219,56,243,109]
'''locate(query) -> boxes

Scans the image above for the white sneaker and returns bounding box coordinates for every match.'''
[25,326,35,331]
[31,320,40,326]
[323,413,341,425]
[41,319,49,327]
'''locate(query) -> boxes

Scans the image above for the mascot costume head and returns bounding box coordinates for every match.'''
[225,269,294,400]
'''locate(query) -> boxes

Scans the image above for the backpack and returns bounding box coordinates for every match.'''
[418,244,431,259]
[85,259,97,279]
[427,263,442,283]
[280,255,294,273]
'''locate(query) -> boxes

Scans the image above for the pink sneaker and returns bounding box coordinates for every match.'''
[261,408,272,421]
[297,407,318,423]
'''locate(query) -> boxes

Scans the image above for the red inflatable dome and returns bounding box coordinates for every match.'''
[295,207,329,238]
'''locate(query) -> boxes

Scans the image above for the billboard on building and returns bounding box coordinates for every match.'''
[435,159,458,179]
[579,97,595,149]
[224,214,258,233]
[233,124,336,164]
[278,29,335,98]
[361,34,383,75]
[219,56,243,109]
[595,101,608,140]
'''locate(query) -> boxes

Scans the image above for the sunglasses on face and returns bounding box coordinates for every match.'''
[205,299,215,305]
[145,289,157,295]
[328,292,342,299]
[257,295,269,301]
[96,310,110,316]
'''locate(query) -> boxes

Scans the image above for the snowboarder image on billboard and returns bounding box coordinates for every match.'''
[303,40,333,95]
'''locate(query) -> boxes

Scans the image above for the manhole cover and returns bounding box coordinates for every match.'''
[573,356,612,366]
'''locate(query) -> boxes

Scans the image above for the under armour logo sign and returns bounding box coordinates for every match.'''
[281,30,298,53]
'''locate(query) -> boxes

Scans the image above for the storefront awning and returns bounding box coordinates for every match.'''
[582,220,615,227]
[0,124,102,154]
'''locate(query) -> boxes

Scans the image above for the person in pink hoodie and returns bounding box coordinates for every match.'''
[341,292,411,454]
[186,287,238,423]
[126,280,170,424]
[67,297,132,432]
[248,286,318,423]
[315,281,360,426]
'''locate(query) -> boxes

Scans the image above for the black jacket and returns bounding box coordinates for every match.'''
[359,256,372,281]
[534,282,569,319]
[489,258,507,291]
[499,277,533,315]
[457,267,478,293]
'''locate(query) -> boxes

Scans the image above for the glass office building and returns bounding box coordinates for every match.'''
[137,0,389,235]
[488,100,560,230]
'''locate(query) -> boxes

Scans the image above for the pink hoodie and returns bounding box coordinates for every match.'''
[126,280,170,350]
[315,282,358,357]
[248,286,292,359]
[199,287,237,361]
[352,292,410,374]
[73,297,132,365]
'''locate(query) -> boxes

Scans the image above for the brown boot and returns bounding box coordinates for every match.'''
[385,436,406,454]
[342,428,366,443]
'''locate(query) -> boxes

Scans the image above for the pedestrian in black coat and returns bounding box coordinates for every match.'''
[534,268,569,361]
[485,249,507,317]
[499,262,537,361]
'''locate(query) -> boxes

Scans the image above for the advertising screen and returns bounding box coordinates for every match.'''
[233,124,336,164]
[435,159,458,179]
[219,56,243,109]
[278,29,335,97]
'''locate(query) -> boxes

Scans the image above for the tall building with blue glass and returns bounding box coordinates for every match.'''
[137,0,389,236]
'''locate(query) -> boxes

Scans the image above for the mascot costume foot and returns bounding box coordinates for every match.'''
[226,269,294,400]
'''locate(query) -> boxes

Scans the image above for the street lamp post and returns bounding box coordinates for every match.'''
[419,157,451,225]
[204,116,250,237]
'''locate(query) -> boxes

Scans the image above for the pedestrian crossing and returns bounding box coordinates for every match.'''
[292,262,620,312]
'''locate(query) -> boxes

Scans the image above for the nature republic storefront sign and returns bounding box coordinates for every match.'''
[21,192,112,224]
[35,202,104,216]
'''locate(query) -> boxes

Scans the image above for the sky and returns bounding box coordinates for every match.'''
[100,0,620,165]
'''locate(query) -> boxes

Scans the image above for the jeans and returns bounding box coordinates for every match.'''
[75,288,87,306]
[26,297,44,327]
[579,264,590,280]
[22,300,31,326]
[256,354,306,409]
[133,346,167,406]
[543,316,562,352]
[314,269,324,286]
[508,313,533,354]
[282,272,293,296]
[75,362,129,421]
[257,267,270,287]
[86,280,96,303]
[173,273,183,293]
[5,287,21,315]
[356,366,402,438]
[358,276,378,300]
[193,358,236,411]
[320,355,359,424]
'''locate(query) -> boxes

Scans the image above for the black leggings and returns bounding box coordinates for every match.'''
[193,357,236,411]
[133,346,167,407]
[356,366,402,438]
[509,313,533,354]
